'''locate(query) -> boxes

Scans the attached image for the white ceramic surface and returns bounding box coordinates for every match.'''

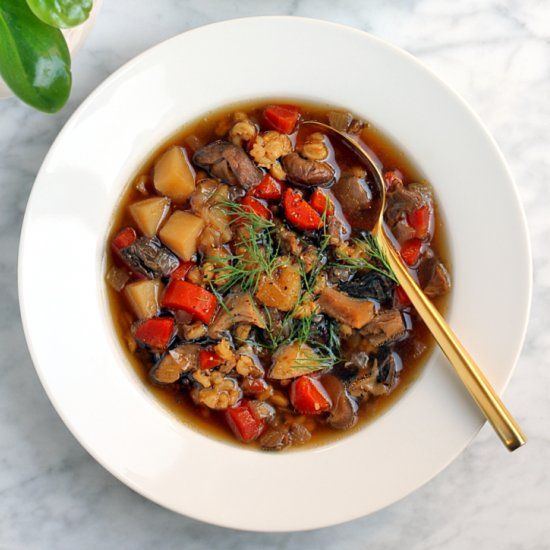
[18,17,531,532]
[0,0,103,99]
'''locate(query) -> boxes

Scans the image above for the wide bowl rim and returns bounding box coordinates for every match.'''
[18,16,532,532]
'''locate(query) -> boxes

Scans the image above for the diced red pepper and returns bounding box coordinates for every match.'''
[161,280,218,324]
[199,349,223,370]
[263,104,300,134]
[400,238,422,266]
[395,285,411,307]
[252,174,282,201]
[283,188,323,231]
[134,317,174,350]
[310,189,334,216]
[407,205,430,239]
[112,227,137,251]
[383,170,404,190]
[170,261,194,281]
[240,195,272,220]
[290,376,332,415]
[225,401,265,442]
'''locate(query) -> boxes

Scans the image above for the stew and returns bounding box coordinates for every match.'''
[105,100,451,451]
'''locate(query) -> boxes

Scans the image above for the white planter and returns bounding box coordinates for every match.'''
[0,0,103,99]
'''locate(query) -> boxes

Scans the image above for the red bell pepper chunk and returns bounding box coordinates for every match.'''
[112,227,137,251]
[283,188,323,231]
[134,317,174,350]
[400,238,422,266]
[290,376,332,415]
[199,349,223,370]
[383,170,404,190]
[252,174,283,201]
[161,280,218,324]
[225,401,265,442]
[395,285,411,307]
[263,104,300,134]
[240,195,272,220]
[170,261,194,281]
[310,189,335,216]
[407,205,430,239]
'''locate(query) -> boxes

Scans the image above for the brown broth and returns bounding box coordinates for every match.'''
[106,99,451,450]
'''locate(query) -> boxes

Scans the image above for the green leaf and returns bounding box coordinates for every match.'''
[26,0,92,29]
[0,0,71,113]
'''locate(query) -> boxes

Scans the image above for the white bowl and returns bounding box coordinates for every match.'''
[18,17,531,532]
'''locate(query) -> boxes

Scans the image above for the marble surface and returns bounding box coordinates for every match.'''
[1,0,549,548]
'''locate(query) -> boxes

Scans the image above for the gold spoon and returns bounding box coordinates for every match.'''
[303,120,526,451]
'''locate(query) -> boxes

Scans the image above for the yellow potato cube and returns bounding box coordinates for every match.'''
[154,146,196,203]
[159,210,205,260]
[129,197,170,237]
[124,279,163,319]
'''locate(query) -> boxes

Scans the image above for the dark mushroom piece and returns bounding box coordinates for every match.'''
[259,427,291,451]
[193,140,262,189]
[339,271,396,303]
[417,251,451,298]
[149,344,199,386]
[120,236,179,279]
[332,171,372,218]
[321,374,358,430]
[385,184,426,226]
[360,309,407,347]
[281,152,335,187]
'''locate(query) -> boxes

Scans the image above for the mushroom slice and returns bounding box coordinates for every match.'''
[281,152,335,187]
[120,236,179,279]
[208,292,266,339]
[321,374,358,430]
[149,344,199,385]
[193,140,262,189]
[318,286,375,329]
[360,309,406,347]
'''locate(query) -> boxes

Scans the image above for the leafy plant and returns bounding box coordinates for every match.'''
[0,0,93,113]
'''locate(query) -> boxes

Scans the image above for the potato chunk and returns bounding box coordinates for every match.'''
[255,263,301,311]
[154,146,196,203]
[129,197,170,237]
[124,279,163,319]
[159,210,205,260]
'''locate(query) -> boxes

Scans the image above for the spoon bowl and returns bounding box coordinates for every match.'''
[303,120,527,451]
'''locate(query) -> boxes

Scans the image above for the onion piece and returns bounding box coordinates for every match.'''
[328,111,352,132]
[106,266,130,292]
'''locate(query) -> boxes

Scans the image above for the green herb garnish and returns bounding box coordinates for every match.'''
[333,234,397,282]
[208,201,280,294]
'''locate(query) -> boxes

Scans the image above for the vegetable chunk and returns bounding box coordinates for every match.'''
[154,146,196,203]
[159,210,205,260]
[255,263,301,311]
[129,197,170,237]
[318,286,375,329]
[124,279,163,319]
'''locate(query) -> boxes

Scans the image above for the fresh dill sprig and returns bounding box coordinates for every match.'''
[332,233,397,282]
[208,201,280,294]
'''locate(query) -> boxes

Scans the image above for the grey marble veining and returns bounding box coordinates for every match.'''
[1,1,549,548]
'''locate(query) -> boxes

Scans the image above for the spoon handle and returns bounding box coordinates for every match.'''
[376,231,526,451]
